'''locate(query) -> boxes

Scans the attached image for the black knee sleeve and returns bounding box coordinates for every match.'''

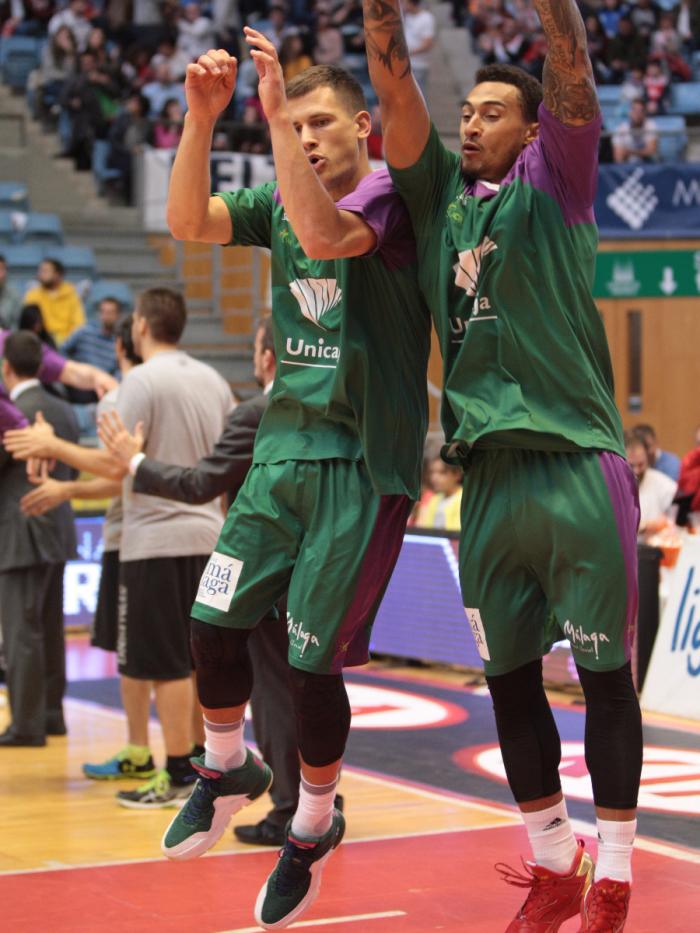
[288,667,351,767]
[576,662,642,810]
[486,659,562,803]
[190,618,253,709]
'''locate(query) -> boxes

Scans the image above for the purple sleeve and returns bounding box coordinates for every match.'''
[335,169,417,271]
[512,103,601,226]
[38,342,67,383]
[0,387,29,435]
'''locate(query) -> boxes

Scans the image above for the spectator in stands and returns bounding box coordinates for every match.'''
[60,296,120,379]
[606,16,649,80]
[142,62,188,118]
[278,33,313,80]
[313,8,344,65]
[416,456,463,531]
[630,0,659,40]
[27,23,77,124]
[256,4,298,51]
[48,0,92,52]
[0,255,22,329]
[403,0,436,93]
[150,37,190,82]
[643,58,670,114]
[612,98,658,163]
[367,103,384,159]
[678,441,700,521]
[620,64,647,106]
[0,331,79,747]
[176,1,217,63]
[585,13,612,83]
[152,98,184,148]
[632,422,681,481]
[625,432,677,540]
[598,0,628,41]
[24,258,85,345]
[58,48,122,169]
[106,92,151,203]
[18,303,57,349]
[651,12,692,80]
[1,0,56,38]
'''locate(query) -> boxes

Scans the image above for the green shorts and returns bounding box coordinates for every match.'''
[191,459,412,674]
[459,449,640,676]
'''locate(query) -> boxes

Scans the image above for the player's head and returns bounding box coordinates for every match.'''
[115,313,142,370]
[429,456,463,496]
[461,64,542,184]
[38,258,65,288]
[286,64,371,200]
[132,287,186,354]
[632,423,657,461]
[253,315,275,387]
[625,432,650,482]
[2,330,42,388]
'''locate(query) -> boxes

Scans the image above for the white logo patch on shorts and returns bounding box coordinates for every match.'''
[465,607,491,661]
[195,552,243,613]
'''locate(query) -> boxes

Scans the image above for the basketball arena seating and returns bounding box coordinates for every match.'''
[597,85,693,163]
[0,36,42,91]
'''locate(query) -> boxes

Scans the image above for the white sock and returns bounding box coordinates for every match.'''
[290,776,337,838]
[203,717,246,772]
[595,818,636,883]
[521,800,578,874]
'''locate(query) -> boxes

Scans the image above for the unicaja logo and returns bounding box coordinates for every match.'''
[289,278,342,329]
[454,237,498,296]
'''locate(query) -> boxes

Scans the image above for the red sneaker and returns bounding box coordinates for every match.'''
[578,878,631,931]
[498,839,594,932]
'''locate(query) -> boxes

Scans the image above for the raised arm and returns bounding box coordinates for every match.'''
[167,49,237,243]
[362,0,430,169]
[244,28,376,260]
[533,0,599,126]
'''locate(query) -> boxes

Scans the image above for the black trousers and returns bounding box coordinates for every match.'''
[0,563,66,738]
[249,601,300,828]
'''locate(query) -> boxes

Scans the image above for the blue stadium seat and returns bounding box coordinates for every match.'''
[654,115,688,162]
[2,243,44,276]
[693,51,700,81]
[597,85,623,105]
[0,210,16,245]
[0,36,42,90]
[85,279,134,317]
[20,212,64,246]
[0,181,29,211]
[51,245,97,280]
[669,82,700,116]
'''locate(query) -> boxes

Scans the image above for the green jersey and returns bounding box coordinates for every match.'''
[389,105,624,459]
[217,169,430,498]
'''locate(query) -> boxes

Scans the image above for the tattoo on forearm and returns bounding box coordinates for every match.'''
[534,0,599,123]
[363,0,411,79]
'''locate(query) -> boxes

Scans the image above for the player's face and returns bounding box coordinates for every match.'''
[626,444,648,482]
[287,86,371,200]
[459,82,538,184]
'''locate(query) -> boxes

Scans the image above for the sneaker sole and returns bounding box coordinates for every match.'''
[83,770,158,782]
[253,821,346,930]
[117,792,191,810]
[161,771,274,861]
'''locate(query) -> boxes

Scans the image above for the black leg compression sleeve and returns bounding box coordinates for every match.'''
[576,662,642,810]
[289,667,351,768]
[485,659,562,803]
[190,618,253,709]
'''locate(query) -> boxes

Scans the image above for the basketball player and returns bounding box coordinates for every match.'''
[161,38,430,930]
[362,0,642,928]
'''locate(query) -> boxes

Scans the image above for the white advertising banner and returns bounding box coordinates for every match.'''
[140,148,276,232]
[641,536,700,720]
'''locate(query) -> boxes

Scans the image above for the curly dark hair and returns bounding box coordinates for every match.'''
[473,64,543,123]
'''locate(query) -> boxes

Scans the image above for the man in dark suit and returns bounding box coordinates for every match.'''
[99,317,303,844]
[0,332,79,746]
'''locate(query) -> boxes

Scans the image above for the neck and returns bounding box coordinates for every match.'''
[141,339,177,362]
[329,154,372,202]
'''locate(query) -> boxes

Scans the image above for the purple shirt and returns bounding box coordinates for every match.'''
[0,328,66,436]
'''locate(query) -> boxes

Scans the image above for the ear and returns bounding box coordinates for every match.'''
[524,121,539,146]
[355,109,372,141]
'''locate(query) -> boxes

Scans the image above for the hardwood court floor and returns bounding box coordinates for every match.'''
[1,637,699,931]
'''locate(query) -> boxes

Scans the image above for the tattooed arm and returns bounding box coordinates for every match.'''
[533,0,599,125]
[363,0,430,168]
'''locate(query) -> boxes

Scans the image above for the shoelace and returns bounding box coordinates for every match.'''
[272,840,318,897]
[181,778,216,825]
[495,859,560,916]
[584,883,628,930]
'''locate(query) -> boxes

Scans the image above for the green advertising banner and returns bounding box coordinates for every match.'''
[593,250,700,299]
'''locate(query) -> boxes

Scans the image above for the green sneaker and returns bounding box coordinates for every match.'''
[117,769,194,810]
[83,745,157,781]
[254,809,346,930]
[161,750,273,861]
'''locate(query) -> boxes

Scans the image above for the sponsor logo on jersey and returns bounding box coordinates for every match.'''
[289,277,342,329]
[285,337,340,361]
[449,296,496,342]
[465,607,490,660]
[563,619,610,660]
[454,236,498,297]
[195,552,244,612]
